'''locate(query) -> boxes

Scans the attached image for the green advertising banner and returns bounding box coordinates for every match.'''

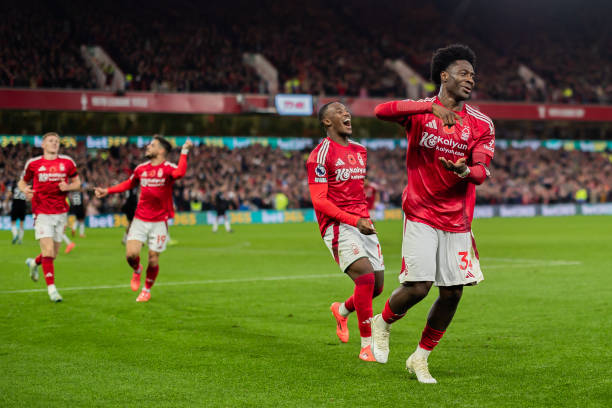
[2,134,612,152]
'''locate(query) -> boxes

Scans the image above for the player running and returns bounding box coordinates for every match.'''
[370,44,495,383]
[20,132,81,302]
[95,136,192,302]
[9,180,27,244]
[307,101,385,362]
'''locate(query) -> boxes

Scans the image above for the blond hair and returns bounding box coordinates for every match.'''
[42,132,60,140]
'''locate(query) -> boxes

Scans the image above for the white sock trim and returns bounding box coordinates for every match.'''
[361,336,372,348]
[415,345,432,360]
[339,302,351,317]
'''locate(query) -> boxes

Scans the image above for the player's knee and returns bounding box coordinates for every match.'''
[404,281,431,301]
[440,287,463,304]
[148,252,159,265]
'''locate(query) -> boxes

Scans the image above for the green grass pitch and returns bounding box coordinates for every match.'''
[1,216,611,407]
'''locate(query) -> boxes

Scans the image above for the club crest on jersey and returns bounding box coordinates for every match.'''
[59,163,65,171]
[157,168,163,177]
[315,164,326,177]
[461,127,470,141]
[356,153,364,166]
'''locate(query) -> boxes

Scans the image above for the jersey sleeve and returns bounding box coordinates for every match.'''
[306,152,329,184]
[374,100,433,128]
[67,158,78,178]
[108,170,139,193]
[22,161,34,182]
[471,122,495,160]
[171,154,188,179]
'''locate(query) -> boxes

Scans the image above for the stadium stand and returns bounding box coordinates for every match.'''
[0,0,608,103]
[2,143,611,216]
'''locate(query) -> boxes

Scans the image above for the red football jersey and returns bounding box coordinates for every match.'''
[399,97,495,232]
[126,161,180,222]
[307,137,370,235]
[22,155,78,215]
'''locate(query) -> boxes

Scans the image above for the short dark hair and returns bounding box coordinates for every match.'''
[430,44,476,86]
[318,101,337,124]
[153,135,172,154]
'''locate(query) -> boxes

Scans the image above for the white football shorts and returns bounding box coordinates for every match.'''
[323,222,385,273]
[34,213,68,242]
[399,218,483,287]
[127,218,169,253]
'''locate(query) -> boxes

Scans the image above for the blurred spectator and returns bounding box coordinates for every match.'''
[2,143,611,217]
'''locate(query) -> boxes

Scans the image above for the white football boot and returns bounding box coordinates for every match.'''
[406,353,437,384]
[371,314,390,363]
[25,258,39,282]
[48,286,63,303]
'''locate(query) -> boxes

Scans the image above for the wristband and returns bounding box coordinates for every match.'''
[457,167,471,178]
[181,148,189,155]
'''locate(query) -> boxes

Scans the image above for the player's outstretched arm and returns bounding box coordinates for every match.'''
[171,139,193,179]
[95,177,137,198]
[94,187,109,198]
[374,100,435,124]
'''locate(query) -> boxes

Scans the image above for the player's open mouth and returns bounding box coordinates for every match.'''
[343,118,351,128]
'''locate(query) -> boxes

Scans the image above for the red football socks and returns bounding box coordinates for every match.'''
[419,323,446,351]
[144,265,159,290]
[353,273,375,337]
[127,256,140,272]
[382,299,406,324]
[41,257,54,285]
[343,295,355,312]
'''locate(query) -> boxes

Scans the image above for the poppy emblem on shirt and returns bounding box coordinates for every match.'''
[347,154,356,165]
[443,125,455,134]
[315,164,326,177]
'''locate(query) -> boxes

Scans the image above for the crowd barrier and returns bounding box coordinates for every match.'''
[2,203,611,231]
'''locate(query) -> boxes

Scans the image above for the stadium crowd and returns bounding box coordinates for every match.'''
[0,1,608,103]
[2,143,611,217]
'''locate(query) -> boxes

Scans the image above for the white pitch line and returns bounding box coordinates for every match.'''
[482,257,582,265]
[0,273,344,294]
[0,258,582,295]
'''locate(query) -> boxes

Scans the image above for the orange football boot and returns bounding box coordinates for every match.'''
[330,302,349,343]
[136,290,151,302]
[359,345,376,362]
